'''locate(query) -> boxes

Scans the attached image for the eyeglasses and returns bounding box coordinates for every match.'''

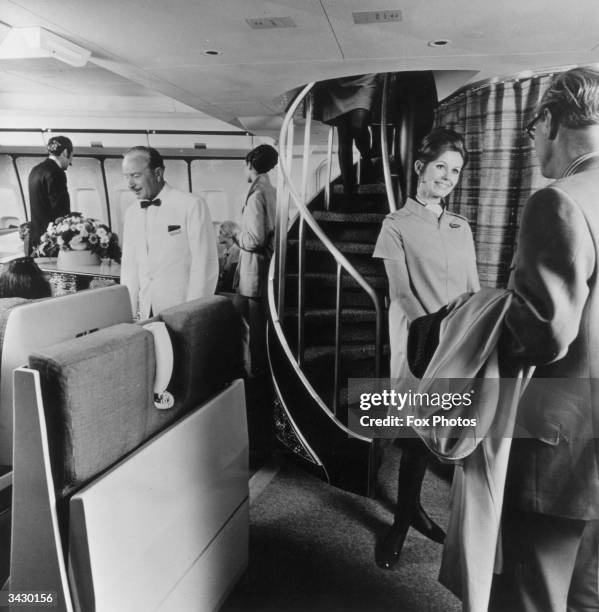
[525,109,545,141]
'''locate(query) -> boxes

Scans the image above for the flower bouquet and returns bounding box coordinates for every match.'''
[35,212,121,266]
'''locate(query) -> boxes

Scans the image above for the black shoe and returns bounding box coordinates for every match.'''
[410,504,445,544]
[375,522,409,570]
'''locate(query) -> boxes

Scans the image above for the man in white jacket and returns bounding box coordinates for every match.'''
[120,146,218,318]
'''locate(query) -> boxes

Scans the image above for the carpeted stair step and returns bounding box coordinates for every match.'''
[301,344,390,418]
[332,183,387,197]
[285,272,387,308]
[285,246,385,277]
[331,183,389,214]
[294,238,375,255]
[312,211,387,224]
[302,343,389,378]
[284,307,386,346]
[311,183,389,214]
[287,238,382,280]
[309,211,386,244]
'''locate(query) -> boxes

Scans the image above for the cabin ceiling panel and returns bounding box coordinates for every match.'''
[321,0,599,58]
[0,58,158,96]
[210,100,282,117]
[1,0,599,128]
[0,67,66,94]
[4,0,342,66]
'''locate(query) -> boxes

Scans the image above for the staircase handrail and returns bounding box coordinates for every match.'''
[267,257,373,443]
[276,82,384,377]
[379,73,400,212]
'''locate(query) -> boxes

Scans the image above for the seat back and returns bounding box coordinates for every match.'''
[11,295,247,611]
[0,285,132,464]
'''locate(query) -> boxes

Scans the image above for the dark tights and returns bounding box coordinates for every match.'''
[376,438,445,569]
[334,108,372,192]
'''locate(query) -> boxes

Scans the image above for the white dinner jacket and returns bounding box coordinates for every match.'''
[120,182,218,318]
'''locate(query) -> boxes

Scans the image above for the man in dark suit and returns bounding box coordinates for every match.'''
[492,67,599,611]
[28,135,73,252]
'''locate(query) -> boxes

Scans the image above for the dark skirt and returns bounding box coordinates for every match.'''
[312,74,380,124]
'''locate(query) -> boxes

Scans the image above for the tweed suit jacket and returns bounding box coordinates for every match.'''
[504,153,599,519]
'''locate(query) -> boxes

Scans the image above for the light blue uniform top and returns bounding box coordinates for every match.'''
[373,197,480,378]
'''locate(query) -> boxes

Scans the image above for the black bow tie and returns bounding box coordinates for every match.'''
[140,198,161,209]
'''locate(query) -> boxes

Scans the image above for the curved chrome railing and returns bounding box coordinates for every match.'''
[380,74,400,212]
[273,76,399,417]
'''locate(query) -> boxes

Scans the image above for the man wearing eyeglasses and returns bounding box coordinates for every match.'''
[492,67,599,611]
[28,135,73,254]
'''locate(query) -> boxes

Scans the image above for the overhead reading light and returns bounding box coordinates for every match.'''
[428,39,452,48]
[0,27,91,67]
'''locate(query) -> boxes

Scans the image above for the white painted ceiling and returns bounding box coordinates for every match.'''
[1,0,598,132]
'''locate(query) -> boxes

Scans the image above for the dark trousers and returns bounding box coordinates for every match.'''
[234,294,268,377]
[232,293,273,467]
[490,508,599,612]
[335,108,372,191]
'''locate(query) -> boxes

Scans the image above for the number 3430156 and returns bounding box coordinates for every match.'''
[1,591,56,606]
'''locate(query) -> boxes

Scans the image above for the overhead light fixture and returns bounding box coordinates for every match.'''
[428,39,452,48]
[0,27,91,67]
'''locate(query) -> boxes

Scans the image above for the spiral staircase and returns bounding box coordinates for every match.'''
[267,73,435,496]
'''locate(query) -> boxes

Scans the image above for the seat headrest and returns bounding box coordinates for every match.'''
[29,324,154,497]
[158,295,244,409]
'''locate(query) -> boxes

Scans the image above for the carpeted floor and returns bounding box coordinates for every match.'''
[222,445,462,612]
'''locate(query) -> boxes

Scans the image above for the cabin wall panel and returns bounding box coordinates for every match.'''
[0,155,24,225]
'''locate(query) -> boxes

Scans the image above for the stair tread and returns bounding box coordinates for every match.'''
[304,344,380,360]
[286,271,387,289]
[332,183,386,195]
[286,307,377,319]
[303,343,389,357]
[312,211,387,223]
[292,239,375,255]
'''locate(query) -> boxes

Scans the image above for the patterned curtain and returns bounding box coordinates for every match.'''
[434,74,556,288]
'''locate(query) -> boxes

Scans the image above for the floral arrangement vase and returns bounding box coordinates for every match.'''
[57,248,100,269]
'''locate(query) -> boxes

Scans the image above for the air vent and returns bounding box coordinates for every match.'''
[353,10,402,24]
[246,17,296,29]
